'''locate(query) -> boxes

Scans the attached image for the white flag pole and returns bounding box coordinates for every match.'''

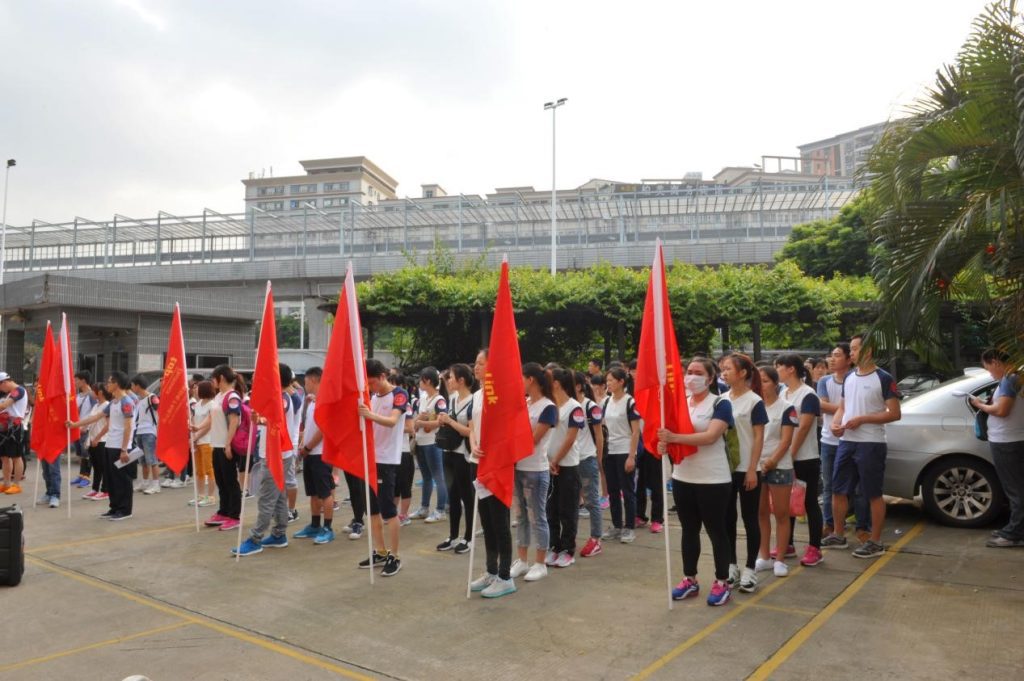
[652,241,673,611]
[32,456,41,512]
[466,494,481,599]
[61,314,73,519]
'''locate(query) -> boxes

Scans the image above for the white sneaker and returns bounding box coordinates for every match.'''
[738,566,758,593]
[37,494,50,506]
[143,481,160,495]
[133,480,145,491]
[774,561,789,578]
[168,479,186,489]
[160,478,173,488]
[544,549,558,566]
[509,559,529,579]
[524,563,548,582]
[620,529,636,544]
[727,563,741,586]
[424,510,446,523]
[754,557,773,573]
[480,577,517,598]
[470,573,496,592]
[554,551,575,568]
[48,496,60,508]
[408,507,429,520]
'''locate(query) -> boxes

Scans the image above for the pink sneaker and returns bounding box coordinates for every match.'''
[580,537,602,557]
[707,579,731,606]
[650,521,664,534]
[81,490,97,500]
[800,545,824,567]
[769,544,797,559]
[218,518,240,531]
[205,513,228,526]
[635,517,649,528]
[93,491,109,500]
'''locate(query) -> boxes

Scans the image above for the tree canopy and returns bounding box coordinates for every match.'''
[776,192,877,279]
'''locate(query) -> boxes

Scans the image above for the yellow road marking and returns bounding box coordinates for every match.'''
[28,522,195,554]
[27,556,378,681]
[747,521,925,680]
[0,622,192,673]
[632,566,806,680]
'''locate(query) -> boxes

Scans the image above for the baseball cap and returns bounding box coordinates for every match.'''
[0,372,10,382]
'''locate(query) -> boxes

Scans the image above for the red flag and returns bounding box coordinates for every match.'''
[155,304,192,476]
[30,322,55,461]
[250,282,292,491]
[634,239,695,464]
[317,263,376,493]
[476,258,534,507]
[58,315,81,442]
[38,322,71,464]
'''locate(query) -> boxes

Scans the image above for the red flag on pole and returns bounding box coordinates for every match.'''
[37,323,69,464]
[155,304,192,476]
[251,282,292,491]
[57,315,81,441]
[634,239,695,464]
[30,322,55,461]
[476,258,534,507]
[317,263,377,493]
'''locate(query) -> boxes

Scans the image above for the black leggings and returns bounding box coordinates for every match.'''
[728,471,762,569]
[635,448,664,523]
[546,465,581,554]
[673,480,732,581]
[345,471,367,525]
[443,451,476,542]
[397,451,414,500]
[89,444,106,492]
[603,454,636,530]
[789,458,823,549]
[213,447,241,519]
[77,441,90,476]
[479,494,512,580]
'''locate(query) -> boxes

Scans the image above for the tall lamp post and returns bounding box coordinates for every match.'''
[1,159,16,286]
[543,98,567,276]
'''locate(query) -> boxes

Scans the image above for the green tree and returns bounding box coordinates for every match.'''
[866,0,1024,370]
[776,192,876,278]
[276,313,302,348]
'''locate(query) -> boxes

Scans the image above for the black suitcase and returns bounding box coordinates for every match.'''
[0,504,24,586]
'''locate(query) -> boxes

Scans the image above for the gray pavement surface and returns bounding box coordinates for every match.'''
[5,462,1024,680]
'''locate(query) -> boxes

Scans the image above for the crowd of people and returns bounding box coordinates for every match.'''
[1,333,1022,603]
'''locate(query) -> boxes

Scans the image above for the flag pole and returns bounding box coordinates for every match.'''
[33,455,41,512]
[359,414,374,585]
[66,403,72,519]
[234,425,256,562]
[465,493,481,598]
[190,434,200,532]
[660,385,673,611]
[63,313,73,519]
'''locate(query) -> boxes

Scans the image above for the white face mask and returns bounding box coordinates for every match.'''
[684,374,708,394]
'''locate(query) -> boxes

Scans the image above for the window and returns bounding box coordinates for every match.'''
[424,190,434,198]
[323,182,350,192]
[258,186,284,196]
[258,201,283,211]
[290,199,317,209]
[290,184,317,194]
[323,198,348,208]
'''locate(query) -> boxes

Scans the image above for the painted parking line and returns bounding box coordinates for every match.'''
[632,565,806,680]
[747,520,925,680]
[28,522,196,554]
[27,556,380,681]
[0,621,193,674]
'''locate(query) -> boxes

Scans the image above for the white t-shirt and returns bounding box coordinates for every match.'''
[371,387,409,465]
[761,398,796,470]
[672,395,733,485]
[303,398,324,456]
[603,393,639,455]
[2,385,28,420]
[989,374,1024,443]
[781,383,821,461]
[133,393,159,437]
[817,373,846,447]
[726,389,769,472]
[258,391,298,459]
[88,399,109,445]
[105,395,137,450]
[576,398,603,461]
[414,392,447,447]
[470,389,484,463]
[839,368,900,444]
[550,398,585,467]
[284,391,303,458]
[192,399,213,446]
[208,392,229,448]
[518,396,557,472]
[448,391,474,459]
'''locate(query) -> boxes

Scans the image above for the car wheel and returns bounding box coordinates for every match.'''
[920,455,1005,528]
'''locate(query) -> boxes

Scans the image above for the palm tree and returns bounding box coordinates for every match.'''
[867,0,1024,371]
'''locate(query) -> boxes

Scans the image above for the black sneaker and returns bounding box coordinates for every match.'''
[381,554,401,577]
[852,540,885,558]
[436,537,455,551]
[359,552,389,569]
[99,510,114,519]
[288,509,299,524]
[109,512,133,521]
[453,540,471,555]
[821,534,849,549]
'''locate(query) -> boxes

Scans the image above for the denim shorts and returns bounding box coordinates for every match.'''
[833,440,887,499]
[136,433,157,466]
[763,468,794,486]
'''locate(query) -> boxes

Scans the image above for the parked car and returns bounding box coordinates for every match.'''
[895,372,946,399]
[884,369,1004,527]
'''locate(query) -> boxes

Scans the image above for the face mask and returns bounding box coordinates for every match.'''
[684,375,708,394]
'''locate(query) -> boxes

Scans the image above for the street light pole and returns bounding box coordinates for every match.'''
[1,159,16,286]
[544,98,567,276]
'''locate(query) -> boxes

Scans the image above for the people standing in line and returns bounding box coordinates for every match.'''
[590,372,607,404]
[356,359,409,577]
[634,431,665,534]
[204,365,243,531]
[601,367,640,544]
[282,379,303,522]
[658,357,735,607]
[410,367,449,524]
[587,372,610,510]
[818,344,870,541]
[81,383,111,501]
[509,362,556,584]
[293,367,337,545]
[70,370,96,489]
[130,375,161,495]
[587,359,604,380]
[0,371,27,496]
[437,363,476,554]
[394,374,416,527]
[810,358,828,387]
[972,349,1024,548]
[775,353,824,567]
[99,372,136,521]
[825,334,902,559]
[545,367,585,568]
[189,381,217,508]
[754,365,796,577]
[722,353,768,592]
[574,371,605,557]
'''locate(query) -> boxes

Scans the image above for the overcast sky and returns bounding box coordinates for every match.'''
[0,0,991,225]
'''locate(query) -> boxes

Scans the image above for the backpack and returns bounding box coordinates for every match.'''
[223,392,257,457]
[714,396,741,471]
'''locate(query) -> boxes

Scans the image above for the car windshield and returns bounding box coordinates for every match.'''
[900,373,993,411]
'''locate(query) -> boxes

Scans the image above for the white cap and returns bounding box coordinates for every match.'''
[0,372,10,382]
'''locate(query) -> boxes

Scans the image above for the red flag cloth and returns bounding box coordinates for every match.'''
[39,324,71,464]
[155,304,192,476]
[317,264,376,493]
[30,322,55,461]
[634,241,695,464]
[58,315,81,442]
[250,283,293,491]
[476,259,535,507]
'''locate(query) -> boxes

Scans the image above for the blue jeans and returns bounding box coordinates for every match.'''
[415,443,447,511]
[137,433,158,466]
[42,454,62,498]
[514,468,550,550]
[579,456,603,538]
[822,442,871,531]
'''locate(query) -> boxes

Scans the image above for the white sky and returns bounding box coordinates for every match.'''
[0,0,991,225]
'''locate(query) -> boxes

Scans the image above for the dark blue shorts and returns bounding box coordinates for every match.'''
[833,441,887,499]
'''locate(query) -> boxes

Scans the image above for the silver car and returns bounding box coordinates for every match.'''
[884,370,1005,527]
